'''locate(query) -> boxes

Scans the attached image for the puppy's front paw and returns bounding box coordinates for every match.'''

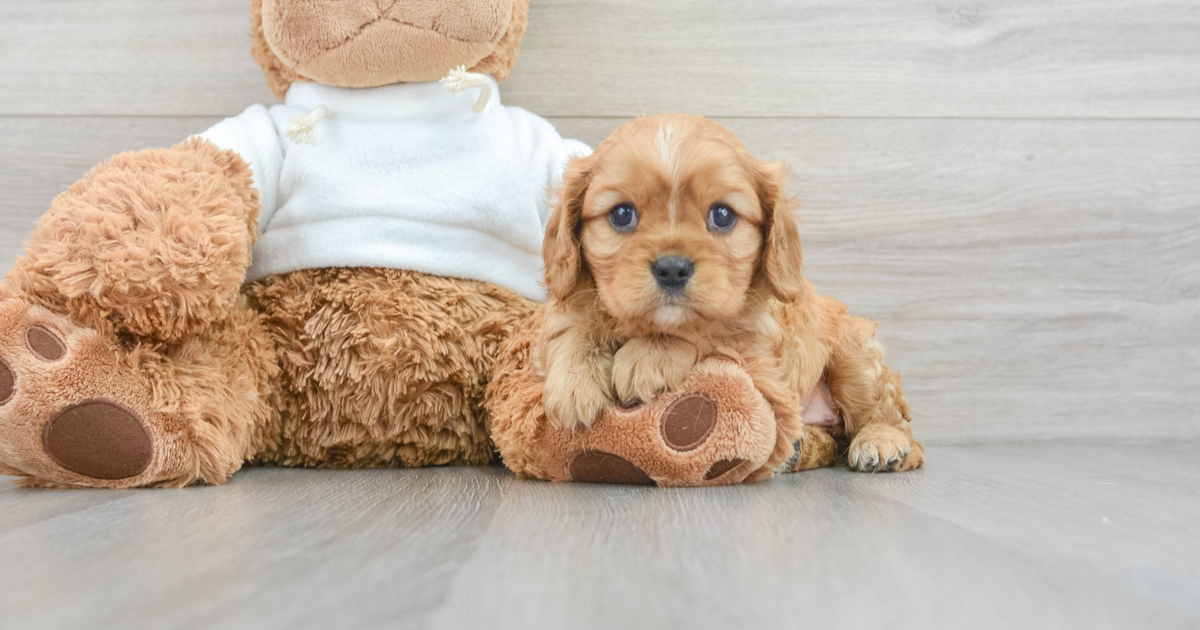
[542,364,613,430]
[612,337,699,404]
[847,424,924,472]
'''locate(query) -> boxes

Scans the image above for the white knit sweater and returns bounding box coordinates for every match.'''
[199,76,590,301]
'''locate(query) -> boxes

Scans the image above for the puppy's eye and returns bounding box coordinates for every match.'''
[707,203,737,232]
[608,203,639,232]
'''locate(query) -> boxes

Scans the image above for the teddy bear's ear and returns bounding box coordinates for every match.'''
[543,154,594,302]
[251,0,301,99]
[468,0,530,81]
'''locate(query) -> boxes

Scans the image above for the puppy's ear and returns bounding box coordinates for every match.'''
[755,160,804,302]
[543,155,594,301]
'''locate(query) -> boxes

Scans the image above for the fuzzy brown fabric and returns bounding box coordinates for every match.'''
[0,140,535,487]
[466,0,529,82]
[246,268,534,469]
[3,139,258,345]
[251,0,302,100]
[0,297,278,489]
[0,0,577,488]
[251,0,530,99]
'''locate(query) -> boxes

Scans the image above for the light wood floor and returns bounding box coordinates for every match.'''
[0,443,1197,629]
[1,1,1198,628]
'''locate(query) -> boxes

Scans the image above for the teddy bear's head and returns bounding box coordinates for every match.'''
[250,0,531,98]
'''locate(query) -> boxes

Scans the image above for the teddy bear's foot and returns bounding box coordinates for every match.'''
[0,299,201,488]
[514,358,779,487]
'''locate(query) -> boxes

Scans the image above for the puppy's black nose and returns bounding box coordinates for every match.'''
[651,256,695,291]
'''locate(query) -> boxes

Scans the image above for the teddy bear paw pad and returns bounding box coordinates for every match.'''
[660,394,751,481]
[26,325,66,361]
[43,400,152,479]
[0,358,14,405]
[0,300,169,486]
[569,451,655,485]
[704,458,747,480]
[659,394,717,452]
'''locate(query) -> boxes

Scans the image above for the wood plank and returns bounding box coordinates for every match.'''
[426,447,1200,629]
[2,445,1198,629]
[511,0,1200,119]
[0,116,1196,443]
[0,467,512,629]
[0,0,272,117]
[1,0,1198,118]
[862,442,1200,617]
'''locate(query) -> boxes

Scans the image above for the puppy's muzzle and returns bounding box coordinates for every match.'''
[651,256,694,293]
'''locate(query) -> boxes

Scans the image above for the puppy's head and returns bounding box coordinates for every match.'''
[544,115,803,332]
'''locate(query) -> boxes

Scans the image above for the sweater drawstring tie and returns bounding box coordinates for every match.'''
[440,66,492,113]
[286,105,332,146]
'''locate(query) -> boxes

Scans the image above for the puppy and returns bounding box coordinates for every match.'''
[537,115,923,474]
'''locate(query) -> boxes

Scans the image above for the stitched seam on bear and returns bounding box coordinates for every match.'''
[306,16,490,59]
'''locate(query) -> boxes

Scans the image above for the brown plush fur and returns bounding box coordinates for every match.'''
[0,0,545,488]
[0,141,276,487]
[251,0,302,100]
[251,0,530,99]
[0,0,543,488]
[2,139,258,344]
[0,139,532,487]
[246,268,533,469]
[538,115,924,476]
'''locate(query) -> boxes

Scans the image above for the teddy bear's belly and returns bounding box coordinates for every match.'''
[244,266,536,468]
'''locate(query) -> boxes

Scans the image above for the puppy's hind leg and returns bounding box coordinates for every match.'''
[826,316,924,472]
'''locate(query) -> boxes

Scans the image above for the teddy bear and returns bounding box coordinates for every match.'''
[0,0,844,489]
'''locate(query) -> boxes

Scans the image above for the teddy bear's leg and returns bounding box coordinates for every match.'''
[488,310,779,486]
[825,315,924,473]
[505,358,780,486]
[0,140,278,487]
[3,138,259,344]
[246,268,535,469]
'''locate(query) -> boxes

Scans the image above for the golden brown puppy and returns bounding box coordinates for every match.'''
[537,114,923,474]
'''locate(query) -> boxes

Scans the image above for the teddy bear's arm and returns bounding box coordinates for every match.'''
[503,106,592,225]
[2,138,261,344]
[196,105,285,231]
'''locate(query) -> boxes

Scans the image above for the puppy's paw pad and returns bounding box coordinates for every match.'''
[569,451,655,485]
